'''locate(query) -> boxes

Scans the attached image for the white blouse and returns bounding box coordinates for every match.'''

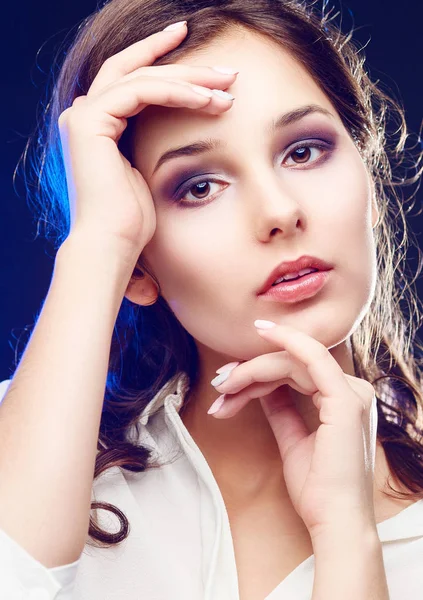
[0,373,423,600]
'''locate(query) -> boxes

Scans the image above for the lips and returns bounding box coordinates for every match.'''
[257,255,333,295]
[271,267,318,285]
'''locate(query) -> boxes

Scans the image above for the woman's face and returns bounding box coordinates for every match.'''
[130,28,378,363]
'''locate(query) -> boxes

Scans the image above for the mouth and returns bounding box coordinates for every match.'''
[259,269,332,303]
[270,267,319,286]
[257,255,334,296]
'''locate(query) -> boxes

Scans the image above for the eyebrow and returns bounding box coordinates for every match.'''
[151,103,334,176]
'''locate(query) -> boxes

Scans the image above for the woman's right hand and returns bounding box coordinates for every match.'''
[58,21,238,260]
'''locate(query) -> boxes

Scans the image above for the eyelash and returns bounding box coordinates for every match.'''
[173,140,333,207]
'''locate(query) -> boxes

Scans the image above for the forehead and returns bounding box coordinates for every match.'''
[176,27,306,77]
[132,29,340,170]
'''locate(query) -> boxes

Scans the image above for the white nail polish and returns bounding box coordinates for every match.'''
[211,371,232,387]
[254,319,276,329]
[163,20,187,31]
[208,395,225,415]
[212,89,235,100]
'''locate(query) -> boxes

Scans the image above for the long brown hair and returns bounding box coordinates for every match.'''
[15,0,423,547]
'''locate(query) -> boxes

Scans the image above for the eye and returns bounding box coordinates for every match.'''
[174,178,227,206]
[173,141,332,206]
[283,142,329,166]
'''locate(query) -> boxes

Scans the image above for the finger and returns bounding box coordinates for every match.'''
[255,323,353,404]
[260,391,311,462]
[255,325,375,488]
[327,372,378,472]
[210,374,318,419]
[119,64,238,87]
[209,377,302,419]
[88,23,188,96]
[72,96,88,107]
[214,351,316,396]
[68,77,233,138]
[348,378,378,476]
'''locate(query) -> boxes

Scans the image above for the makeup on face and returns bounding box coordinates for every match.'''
[150,113,341,208]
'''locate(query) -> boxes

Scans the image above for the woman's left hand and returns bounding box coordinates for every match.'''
[210,321,379,541]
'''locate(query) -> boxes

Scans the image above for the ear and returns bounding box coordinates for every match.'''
[124,270,159,306]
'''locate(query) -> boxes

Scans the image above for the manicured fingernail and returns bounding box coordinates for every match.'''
[163,20,187,31]
[254,319,276,329]
[212,66,239,74]
[208,395,225,415]
[212,89,235,100]
[211,371,232,387]
[216,361,240,374]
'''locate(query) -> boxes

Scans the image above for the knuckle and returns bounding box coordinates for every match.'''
[358,383,376,411]
[72,95,87,106]
[59,106,91,132]
[363,380,376,396]
[97,57,122,81]
[58,96,89,128]
[360,380,376,400]
[58,107,73,127]
[62,107,79,128]
[315,345,330,362]
[159,85,173,104]
[242,372,256,387]
[101,55,116,70]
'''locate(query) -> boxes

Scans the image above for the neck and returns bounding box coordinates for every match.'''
[179,339,355,504]
[179,340,413,523]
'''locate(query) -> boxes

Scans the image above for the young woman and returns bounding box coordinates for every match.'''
[1,1,423,599]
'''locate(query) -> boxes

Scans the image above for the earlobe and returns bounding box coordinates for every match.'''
[124,270,159,306]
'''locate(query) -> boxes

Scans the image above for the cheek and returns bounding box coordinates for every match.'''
[142,210,222,298]
[323,152,377,298]
[321,148,372,225]
[313,149,375,262]
[142,215,242,352]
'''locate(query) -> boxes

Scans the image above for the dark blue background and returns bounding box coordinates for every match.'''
[1,1,423,380]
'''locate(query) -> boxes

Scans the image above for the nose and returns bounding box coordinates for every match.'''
[244,168,306,241]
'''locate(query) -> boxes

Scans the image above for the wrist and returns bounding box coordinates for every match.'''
[311,528,389,600]
[59,228,143,271]
[57,230,141,284]
[312,524,381,558]
[311,519,380,556]
[55,231,139,319]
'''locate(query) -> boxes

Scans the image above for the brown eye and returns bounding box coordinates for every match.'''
[284,142,329,167]
[174,178,227,206]
[291,146,311,164]
[189,181,211,199]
